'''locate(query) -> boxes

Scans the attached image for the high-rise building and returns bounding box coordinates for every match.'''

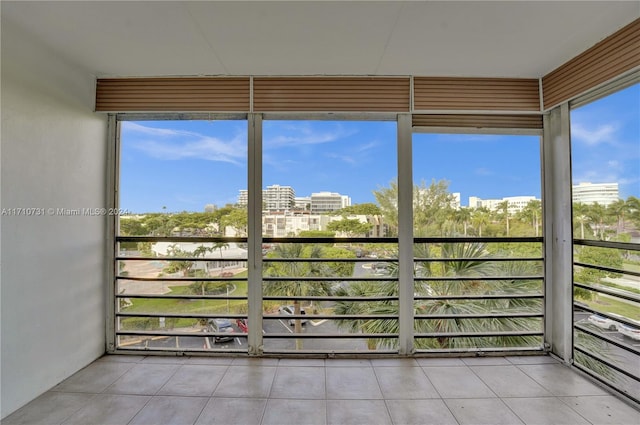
[237,185,296,211]
[310,191,351,213]
[572,182,619,206]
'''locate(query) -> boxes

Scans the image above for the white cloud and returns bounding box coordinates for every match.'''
[263,122,357,149]
[123,122,246,165]
[475,167,493,176]
[571,122,617,146]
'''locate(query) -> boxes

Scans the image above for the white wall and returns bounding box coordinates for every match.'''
[1,18,107,418]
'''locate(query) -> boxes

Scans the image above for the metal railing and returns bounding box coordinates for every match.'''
[113,235,545,356]
[572,238,640,404]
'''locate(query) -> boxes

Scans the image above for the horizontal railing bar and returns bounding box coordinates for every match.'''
[415,313,543,319]
[116,236,543,244]
[263,237,394,243]
[262,333,397,339]
[117,312,246,319]
[116,312,398,320]
[117,256,248,262]
[263,258,395,263]
[117,276,247,282]
[117,346,248,354]
[574,346,640,382]
[414,237,543,243]
[263,315,398,320]
[263,295,397,302]
[414,294,543,300]
[415,275,543,281]
[574,239,640,251]
[415,330,543,338]
[414,257,543,262]
[116,294,248,300]
[414,346,545,354]
[117,330,243,338]
[263,277,398,282]
[574,323,640,356]
[117,236,247,243]
[573,282,640,304]
[574,261,640,278]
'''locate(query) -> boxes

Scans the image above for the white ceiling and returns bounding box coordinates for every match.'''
[2,1,639,79]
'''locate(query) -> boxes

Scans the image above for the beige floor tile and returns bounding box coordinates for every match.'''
[104,363,180,395]
[129,395,208,425]
[374,366,440,399]
[1,392,95,425]
[422,366,496,398]
[327,399,392,425]
[386,399,458,425]
[503,397,590,425]
[560,395,640,425]
[270,366,326,399]
[52,361,134,393]
[61,394,150,425]
[445,398,525,425]
[195,398,266,425]
[213,366,276,398]
[471,365,553,397]
[158,365,227,396]
[326,367,383,399]
[262,399,326,425]
[518,364,609,396]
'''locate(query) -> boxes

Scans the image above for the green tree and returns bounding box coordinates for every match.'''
[263,244,334,349]
[326,218,373,237]
[517,200,542,237]
[335,241,542,350]
[471,207,491,237]
[331,203,382,216]
[496,200,510,236]
[163,244,196,276]
[607,199,629,235]
[220,208,248,236]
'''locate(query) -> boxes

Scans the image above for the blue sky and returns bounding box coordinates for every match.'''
[120,84,639,213]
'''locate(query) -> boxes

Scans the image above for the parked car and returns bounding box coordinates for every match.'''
[278,305,307,325]
[207,318,235,343]
[236,318,248,333]
[587,314,622,331]
[618,321,640,341]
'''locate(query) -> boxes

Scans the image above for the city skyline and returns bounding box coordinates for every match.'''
[119,85,638,214]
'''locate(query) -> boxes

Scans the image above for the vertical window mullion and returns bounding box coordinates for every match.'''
[397,113,415,354]
[247,113,264,355]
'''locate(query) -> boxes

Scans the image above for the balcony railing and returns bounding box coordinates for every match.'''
[114,235,544,356]
[572,239,640,404]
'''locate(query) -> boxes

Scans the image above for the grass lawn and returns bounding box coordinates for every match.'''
[585,296,640,321]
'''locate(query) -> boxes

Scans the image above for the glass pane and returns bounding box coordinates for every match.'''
[117,119,249,352]
[412,133,542,238]
[261,120,397,352]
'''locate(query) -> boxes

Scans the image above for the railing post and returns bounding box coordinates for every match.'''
[106,114,118,353]
[397,113,415,355]
[247,113,264,355]
[543,103,573,363]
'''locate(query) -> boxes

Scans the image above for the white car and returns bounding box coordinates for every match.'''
[618,321,640,341]
[587,314,622,331]
[278,305,307,325]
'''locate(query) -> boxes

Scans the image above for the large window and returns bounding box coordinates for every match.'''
[116,117,249,352]
[261,120,398,353]
[570,82,640,402]
[411,133,544,352]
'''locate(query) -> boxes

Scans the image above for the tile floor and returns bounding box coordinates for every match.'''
[3,355,639,425]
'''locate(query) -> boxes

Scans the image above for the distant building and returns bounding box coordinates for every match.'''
[204,204,217,213]
[469,195,538,214]
[261,211,385,237]
[310,191,351,213]
[294,196,311,210]
[572,182,619,206]
[237,185,296,211]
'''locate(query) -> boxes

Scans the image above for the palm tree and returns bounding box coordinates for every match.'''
[334,241,542,350]
[496,200,510,236]
[573,202,590,239]
[263,243,334,349]
[607,199,628,235]
[471,207,491,237]
[212,241,229,272]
